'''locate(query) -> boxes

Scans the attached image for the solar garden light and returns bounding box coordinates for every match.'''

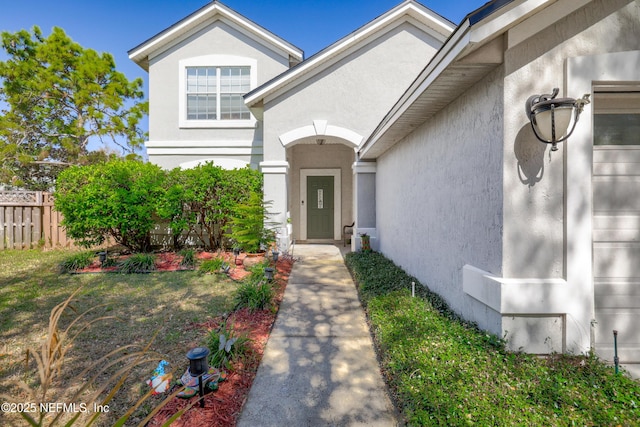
[271,250,279,263]
[98,251,107,267]
[186,347,210,407]
[233,247,241,265]
[525,87,590,152]
[264,267,274,281]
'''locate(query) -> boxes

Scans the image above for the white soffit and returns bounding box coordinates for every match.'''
[244,1,455,108]
[359,0,573,159]
[128,1,303,70]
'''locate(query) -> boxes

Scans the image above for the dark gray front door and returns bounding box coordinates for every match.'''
[307,176,334,239]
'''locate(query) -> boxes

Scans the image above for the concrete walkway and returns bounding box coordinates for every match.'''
[238,244,399,427]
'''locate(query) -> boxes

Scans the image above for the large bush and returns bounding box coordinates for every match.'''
[160,163,262,250]
[55,159,165,252]
[56,160,265,252]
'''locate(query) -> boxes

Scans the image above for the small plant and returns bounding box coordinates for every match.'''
[234,276,274,311]
[206,322,250,370]
[229,193,276,253]
[58,251,94,273]
[199,258,224,274]
[179,248,197,269]
[102,256,118,268]
[118,253,156,274]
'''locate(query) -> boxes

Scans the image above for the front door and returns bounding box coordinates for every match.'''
[307,176,334,239]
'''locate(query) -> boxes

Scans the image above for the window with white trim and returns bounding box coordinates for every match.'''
[186,66,251,121]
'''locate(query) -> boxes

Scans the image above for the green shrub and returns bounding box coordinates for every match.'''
[229,193,275,253]
[55,159,166,252]
[158,163,263,251]
[199,258,224,274]
[118,253,156,274]
[206,321,250,370]
[233,272,273,312]
[59,251,94,273]
[345,251,459,320]
[179,248,196,269]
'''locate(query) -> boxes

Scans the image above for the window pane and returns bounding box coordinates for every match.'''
[220,67,250,93]
[187,94,216,120]
[186,66,249,121]
[220,94,250,120]
[186,67,216,94]
[594,114,640,146]
[219,67,250,120]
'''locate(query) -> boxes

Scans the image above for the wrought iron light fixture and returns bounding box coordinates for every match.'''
[525,88,590,151]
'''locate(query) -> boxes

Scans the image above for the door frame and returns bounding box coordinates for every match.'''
[300,169,341,241]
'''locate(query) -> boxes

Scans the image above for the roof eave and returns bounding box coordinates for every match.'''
[359,0,567,160]
[128,1,303,71]
[245,0,455,108]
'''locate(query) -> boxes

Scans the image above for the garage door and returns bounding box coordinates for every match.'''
[592,90,640,377]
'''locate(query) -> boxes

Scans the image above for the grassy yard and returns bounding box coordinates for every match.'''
[0,249,238,426]
[346,251,640,427]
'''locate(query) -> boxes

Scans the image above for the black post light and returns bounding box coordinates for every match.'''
[233,247,241,265]
[98,251,107,267]
[271,250,279,263]
[525,88,590,152]
[186,347,210,407]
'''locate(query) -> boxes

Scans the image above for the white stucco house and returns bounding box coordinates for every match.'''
[130,0,640,376]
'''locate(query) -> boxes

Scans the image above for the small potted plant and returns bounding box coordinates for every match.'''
[360,233,371,252]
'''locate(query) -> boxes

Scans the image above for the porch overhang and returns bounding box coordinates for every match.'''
[358,0,589,160]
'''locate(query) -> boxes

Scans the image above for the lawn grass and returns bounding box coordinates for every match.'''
[0,249,237,426]
[346,251,640,426]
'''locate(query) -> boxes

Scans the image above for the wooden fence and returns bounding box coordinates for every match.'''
[0,191,73,250]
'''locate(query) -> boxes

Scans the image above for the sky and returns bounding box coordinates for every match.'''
[1,0,488,151]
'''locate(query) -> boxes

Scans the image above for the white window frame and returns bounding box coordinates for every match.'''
[179,55,257,129]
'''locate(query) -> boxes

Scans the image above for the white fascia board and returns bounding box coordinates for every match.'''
[245,2,454,107]
[129,3,302,65]
[217,5,303,61]
[145,140,260,148]
[360,0,561,158]
[468,0,551,44]
[359,21,472,158]
[146,147,262,156]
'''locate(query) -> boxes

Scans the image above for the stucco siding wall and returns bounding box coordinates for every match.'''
[262,22,441,162]
[502,0,640,278]
[376,67,504,332]
[146,19,290,169]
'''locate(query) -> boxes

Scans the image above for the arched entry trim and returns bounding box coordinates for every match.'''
[279,120,363,148]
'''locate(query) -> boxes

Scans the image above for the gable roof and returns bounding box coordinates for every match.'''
[359,0,594,159]
[128,1,304,71]
[244,0,455,110]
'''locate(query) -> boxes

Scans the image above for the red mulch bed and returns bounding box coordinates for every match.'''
[78,251,265,281]
[146,256,293,427]
[78,251,224,274]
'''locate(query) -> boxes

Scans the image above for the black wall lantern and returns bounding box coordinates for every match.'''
[525,88,590,151]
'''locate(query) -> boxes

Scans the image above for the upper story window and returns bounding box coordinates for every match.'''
[179,56,257,128]
[186,66,251,121]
